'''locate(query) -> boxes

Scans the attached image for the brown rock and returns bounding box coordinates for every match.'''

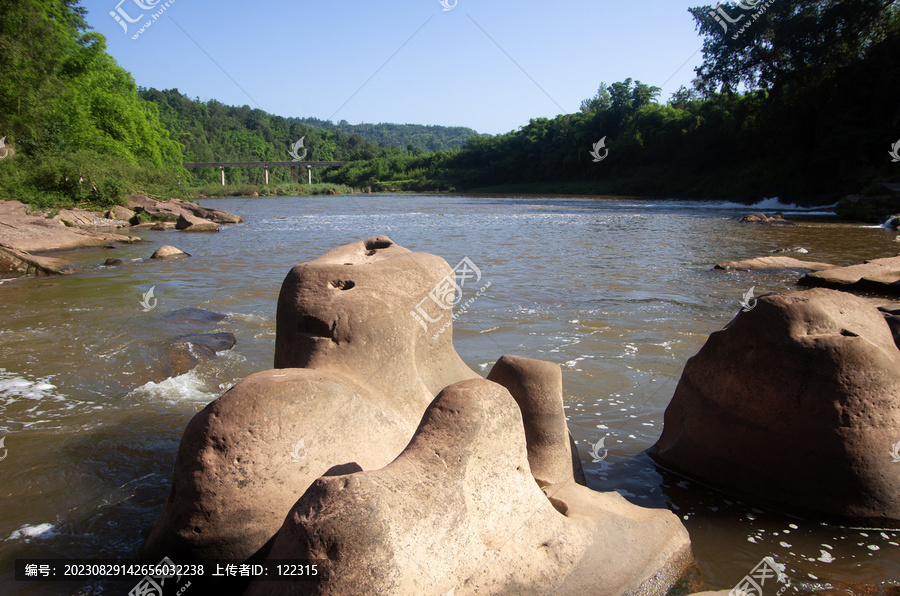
[107,205,136,222]
[0,243,76,277]
[150,222,176,231]
[126,195,242,225]
[799,255,900,295]
[653,288,900,526]
[487,354,582,485]
[150,245,190,259]
[165,333,237,377]
[0,199,140,253]
[104,258,124,267]
[714,255,836,271]
[140,237,480,563]
[54,208,94,227]
[249,379,691,596]
[737,212,796,226]
[175,213,219,232]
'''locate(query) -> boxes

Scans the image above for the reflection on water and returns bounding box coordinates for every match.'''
[0,194,897,593]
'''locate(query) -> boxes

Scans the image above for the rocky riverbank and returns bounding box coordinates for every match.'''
[0,195,241,277]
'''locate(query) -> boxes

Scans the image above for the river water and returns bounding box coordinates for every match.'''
[0,194,898,594]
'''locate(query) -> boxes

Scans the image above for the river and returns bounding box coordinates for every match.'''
[0,194,897,594]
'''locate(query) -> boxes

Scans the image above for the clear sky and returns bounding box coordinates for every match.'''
[83,0,707,135]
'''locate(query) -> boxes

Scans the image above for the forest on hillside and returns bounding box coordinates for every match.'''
[0,0,898,207]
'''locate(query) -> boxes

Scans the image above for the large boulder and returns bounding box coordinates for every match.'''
[139,237,480,563]
[653,288,900,526]
[249,378,691,596]
[127,195,242,225]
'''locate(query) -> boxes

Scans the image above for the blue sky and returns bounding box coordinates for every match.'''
[83,0,707,135]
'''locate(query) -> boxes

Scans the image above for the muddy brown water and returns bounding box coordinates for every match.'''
[0,194,897,594]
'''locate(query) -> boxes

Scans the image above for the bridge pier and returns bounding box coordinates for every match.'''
[220,165,225,186]
[307,165,312,185]
[265,166,269,185]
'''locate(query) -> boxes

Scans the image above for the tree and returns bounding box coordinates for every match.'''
[579,83,612,113]
[688,0,900,94]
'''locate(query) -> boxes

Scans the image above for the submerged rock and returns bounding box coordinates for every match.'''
[714,255,835,271]
[736,212,796,226]
[165,333,237,377]
[161,308,227,325]
[653,288,900,527]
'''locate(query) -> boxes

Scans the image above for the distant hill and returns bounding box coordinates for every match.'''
[294,118,487,153]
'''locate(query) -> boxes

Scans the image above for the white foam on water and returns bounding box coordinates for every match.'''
[130,367,220,404]
[0,368,92,432]
[711,197,838,213]
[6,523,57,542]
[223,311,271,324]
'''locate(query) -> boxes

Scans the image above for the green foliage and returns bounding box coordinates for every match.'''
[688,0,900,94]
[294,118,484,152]
[0,0,184,208]
[0,151,184,210]
[139,88,484,188]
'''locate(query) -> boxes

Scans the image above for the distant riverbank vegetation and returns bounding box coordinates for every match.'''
[1,0,898,210]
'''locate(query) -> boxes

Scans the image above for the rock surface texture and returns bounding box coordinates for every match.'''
[175,213,220,232]
[0,200,139,253]
[799,255,900,295]
[654,288,900,526]
[249,379,691,596]
[127,194,242,224]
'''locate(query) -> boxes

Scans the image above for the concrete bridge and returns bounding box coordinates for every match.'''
[183,161,349,185]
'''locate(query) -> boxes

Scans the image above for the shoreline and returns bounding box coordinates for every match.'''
[0,196,241,277]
